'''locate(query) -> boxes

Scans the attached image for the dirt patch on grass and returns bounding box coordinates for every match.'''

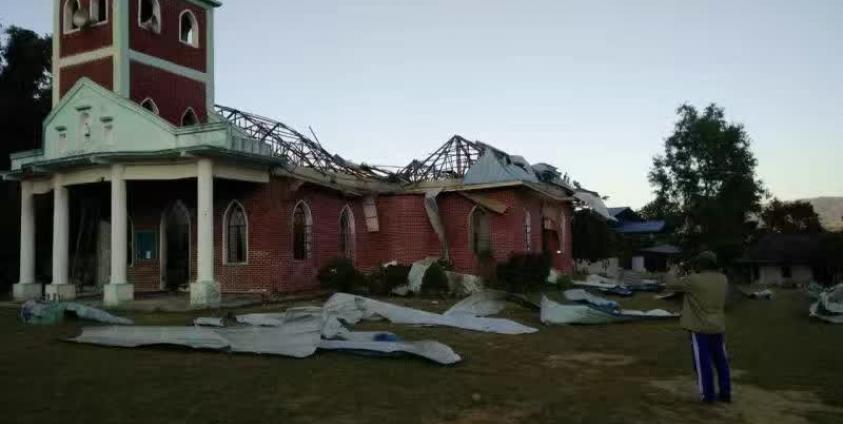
[544,352,637,369]
[650,377,843,424]
[434,404,544,424]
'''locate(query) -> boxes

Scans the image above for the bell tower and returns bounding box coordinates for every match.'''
[53,0,220,126]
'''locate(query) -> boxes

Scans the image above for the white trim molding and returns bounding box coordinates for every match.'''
[140,97,160,115]
[58,47,116,69]
[128,50,209,83]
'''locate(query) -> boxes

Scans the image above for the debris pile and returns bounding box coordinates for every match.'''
[66,291,537,365]
[20,300,134,325]
[540,289,678,325]
[572,274,664,297]
[810,284,843,324]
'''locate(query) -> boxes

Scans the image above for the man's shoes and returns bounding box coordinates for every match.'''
[718,395,732,403]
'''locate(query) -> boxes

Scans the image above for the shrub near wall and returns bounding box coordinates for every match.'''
[317,257,369,293]
[496,253,551,293]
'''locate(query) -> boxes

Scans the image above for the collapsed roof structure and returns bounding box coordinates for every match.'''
[217,109,612,218]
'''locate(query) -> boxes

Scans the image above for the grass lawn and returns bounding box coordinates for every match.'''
[1,289,842,424]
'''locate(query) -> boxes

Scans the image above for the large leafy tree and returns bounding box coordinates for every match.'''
[760,199,825,234]
[572,209,617,262]
[0,26,52,163]
[0,26,52,288]
[646,104,766,265]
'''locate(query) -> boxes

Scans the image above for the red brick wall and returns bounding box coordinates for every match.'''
[59,0,113,58]
[374,188,574,275]
[124,176,574,293]
[60,57,114,96]
[129,0,208,72]
[130,61,207,125]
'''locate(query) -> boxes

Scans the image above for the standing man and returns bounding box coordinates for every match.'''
[666,251,731,403]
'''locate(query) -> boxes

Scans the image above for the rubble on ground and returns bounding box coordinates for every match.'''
[20,300,133,325]
[68,291,539,365]
[541,290,678,325]
[739,287,774,300]
[810,284,843,324]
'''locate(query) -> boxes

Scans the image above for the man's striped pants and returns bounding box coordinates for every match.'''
[690,332,732,402]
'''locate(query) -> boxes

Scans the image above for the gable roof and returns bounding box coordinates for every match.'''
[740,233,823,265]
[608,207,630,218]
[614,220,666,234]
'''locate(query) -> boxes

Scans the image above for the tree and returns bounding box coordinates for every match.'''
[0,26,52,163]
[647,104,766,265]
[759,199,824,234]
[0,26,52,289]
[571,209,617,262]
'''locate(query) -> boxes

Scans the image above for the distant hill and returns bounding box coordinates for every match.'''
[798,197,843,231]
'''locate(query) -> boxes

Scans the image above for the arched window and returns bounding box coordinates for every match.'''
[339,206,355,259]
[524,210,533,252]
[292,201,313,260]
[90,0,108,24]
[179,10,199,47]
[181,108,198,126]
[63,0,82,33]
[138,0,161,33]
[224,201,248,264]
[140,98,159,115]
[470,206,491,255]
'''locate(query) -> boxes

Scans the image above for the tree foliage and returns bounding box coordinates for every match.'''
[647,104,766,265]
[0,26,52,165]
[0,26,52,288]
[759,199,824,234]
[571,209,617,262]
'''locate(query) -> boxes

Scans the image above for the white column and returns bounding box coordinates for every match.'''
[13,180,41,301]
[104,164,133,307]
[191,158,220,307]
[46,174,75,301]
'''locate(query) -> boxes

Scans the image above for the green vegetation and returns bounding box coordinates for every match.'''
[644,103,766,265]
[317,257,368,293]
[421,262,449,297]
[1,290,842,423]
[495,253,550,293]
[572,209,618,262]
[760,199,825,234]
[368,263,412,296]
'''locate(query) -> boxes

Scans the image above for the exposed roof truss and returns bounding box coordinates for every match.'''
[398,135,490,182]
[215,105,392,179]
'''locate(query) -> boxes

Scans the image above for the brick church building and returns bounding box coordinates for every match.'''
[5,0,610,307]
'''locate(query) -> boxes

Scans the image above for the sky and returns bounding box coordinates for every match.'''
[2,0,841,208]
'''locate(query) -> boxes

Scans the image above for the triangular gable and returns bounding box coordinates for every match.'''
[40,78,190,161]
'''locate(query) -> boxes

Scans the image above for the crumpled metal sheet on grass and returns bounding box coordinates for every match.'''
[444,290,508,317]
[323,293,537,335]
[810,284,843,323]
[72,317,323,358]
[73,319,460,364]
[564,289,620,310]
[319,336,462,365]
[21,300,133,325]
[540,296,677,325]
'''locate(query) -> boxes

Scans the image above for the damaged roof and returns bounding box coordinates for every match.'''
[216,108,611,214]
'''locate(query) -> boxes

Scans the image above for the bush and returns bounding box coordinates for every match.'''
[317,257,368,293]
[368,264,412,296]
[421,262,449,297]
[495,253,551,293]
[556,274,573,290]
